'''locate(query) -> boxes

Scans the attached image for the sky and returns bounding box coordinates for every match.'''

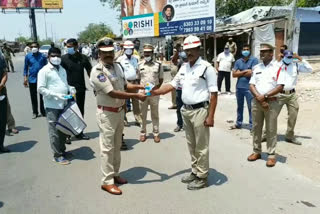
[0,0,121,41]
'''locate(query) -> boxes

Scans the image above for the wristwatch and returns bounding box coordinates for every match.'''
[264,94,269,100]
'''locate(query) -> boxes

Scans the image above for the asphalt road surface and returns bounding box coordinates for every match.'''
[0,54,319,214]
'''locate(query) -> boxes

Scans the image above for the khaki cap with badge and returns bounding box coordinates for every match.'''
[97,37,115,52]
[143,44,154,52]
[260,43,274,51]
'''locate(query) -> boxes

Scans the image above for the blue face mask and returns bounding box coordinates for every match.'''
[242,50,250,57]
[283,57,293,65]
[67,47,75,55]
[224,49,230,54]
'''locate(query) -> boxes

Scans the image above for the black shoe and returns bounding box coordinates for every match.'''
[121,142,128,151]
[66,137,72,145]
[32,114,38,119]
[76,133,90,140]
[41,113,46,117]
[0,147,11,153]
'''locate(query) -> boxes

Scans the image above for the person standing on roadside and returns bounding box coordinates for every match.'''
[0,48,10,153]
[61,38,92,141]
[151,35,218,190]
[2,42,15,73]
[216,45,235,95]
[229,44,259,131]
[90,37,146,195]
[38,47,76,165]
[23,42,47,119]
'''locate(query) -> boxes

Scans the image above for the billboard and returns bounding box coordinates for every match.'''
[121,0,215,38]
[0,0,63,9]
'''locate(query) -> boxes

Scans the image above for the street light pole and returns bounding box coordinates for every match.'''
[29,0,38,42]
[44,13,48,40]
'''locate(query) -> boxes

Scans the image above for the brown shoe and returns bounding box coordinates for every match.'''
[247,153,261,161]
[154,135,160,143]
[140,135,147,142]
[114,176,128,184]
[101,184,122,195]
[266,158,277,167]
[168,105,177,110]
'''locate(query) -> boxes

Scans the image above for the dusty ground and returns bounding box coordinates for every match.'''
[163,60,320,183]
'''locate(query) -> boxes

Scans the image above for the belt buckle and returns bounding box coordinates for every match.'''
[185,105,193,110]
[285,90,290,95]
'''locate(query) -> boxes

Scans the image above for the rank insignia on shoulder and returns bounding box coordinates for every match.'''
[97,73,107,82]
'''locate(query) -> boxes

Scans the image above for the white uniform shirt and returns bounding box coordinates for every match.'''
[250,60,286,96]
[278,60,313,91]
[117,55,139,81]
[170,57,218,105]
[37,63,71,109]
[217,52,235,72]
[81,47,92,57]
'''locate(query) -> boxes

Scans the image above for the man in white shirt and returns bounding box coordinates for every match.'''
[276,50,312,145]
[216,45,235,94]
[38,47,76,165]
[81,44,92,58]
[247,43,286,167]
[151,35,218,190]
[117,40,142,127]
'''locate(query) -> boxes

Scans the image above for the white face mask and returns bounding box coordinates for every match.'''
[145,56,152,62]
[50,57,61,66]
[125,49,133,55]
[31,48,38,53]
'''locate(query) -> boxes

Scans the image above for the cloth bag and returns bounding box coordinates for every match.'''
[55,101,87,136]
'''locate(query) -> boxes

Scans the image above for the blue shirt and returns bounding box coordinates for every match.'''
[233,56,259,89]
[24,52,47,83]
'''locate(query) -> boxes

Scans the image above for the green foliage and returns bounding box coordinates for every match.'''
[78,23,115,43]
[297,0,320,7]
[15,36,32,44]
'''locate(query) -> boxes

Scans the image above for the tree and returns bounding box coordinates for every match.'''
[78,23,115,43]
[15,36,32,44]
[297,0,320,7]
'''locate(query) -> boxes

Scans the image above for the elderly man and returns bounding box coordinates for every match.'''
[90,37,146,195]
[152,35,218,190]
[247,43,286,167]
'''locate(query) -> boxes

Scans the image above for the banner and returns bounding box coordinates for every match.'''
[121,0,215,38]
[0,0,63,9]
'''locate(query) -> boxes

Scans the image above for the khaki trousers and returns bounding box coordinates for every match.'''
[277,93,299,140]
[170,65,178,106]
[252,99,280,158]
[140,96,160,136]
[171,90,177,106]
[181,107,210,178]
[132,97,142,123]
[96,108,124,185]
[6,97,15,130]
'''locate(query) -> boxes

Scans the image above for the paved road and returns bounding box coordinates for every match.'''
[0,54,319,214]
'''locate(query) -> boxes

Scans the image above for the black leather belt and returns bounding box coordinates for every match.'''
[280,89,295,94]
[184,101,209,110]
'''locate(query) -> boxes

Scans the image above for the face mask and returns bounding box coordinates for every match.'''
[145,56,152,62]
[50,57,61,66]
[125,49,133,56]
[242,50,250,57]
[67,47,75,55]
[224,49,229,54]
[31,48,38,53]
[283,57,293,65]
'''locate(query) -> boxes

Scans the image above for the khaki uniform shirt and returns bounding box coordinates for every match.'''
[138,60,164,86]
[90,62,127,108]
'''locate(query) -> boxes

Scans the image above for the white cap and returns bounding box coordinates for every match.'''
[183,35,201,50]
[123,40,134,49]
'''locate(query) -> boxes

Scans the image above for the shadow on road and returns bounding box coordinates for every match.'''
[85,131,99,140]
[123,138,140,151]
[278,134,312,141]
[120,167,228,187]
[15,126,31,132]
[0,201,3,208]
[6,140,37,153]
[69,146,96,161]
[159,132,175,140]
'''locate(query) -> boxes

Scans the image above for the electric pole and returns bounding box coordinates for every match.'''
[29,0,38,42]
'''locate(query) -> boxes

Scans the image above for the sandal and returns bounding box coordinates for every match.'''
[229,125,241,130]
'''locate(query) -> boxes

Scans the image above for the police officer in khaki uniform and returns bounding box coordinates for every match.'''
[247,43,285,167]
[138,44,164,143]
[151,36,218,190]
[90,37,146,195]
